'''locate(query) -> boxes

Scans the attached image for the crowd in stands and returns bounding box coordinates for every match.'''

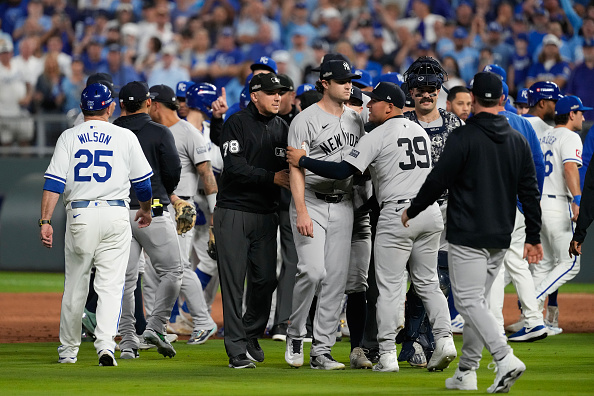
[1,0,594,147]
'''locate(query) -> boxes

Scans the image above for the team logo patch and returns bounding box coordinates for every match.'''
[349,149,360,158]
[275,147,286,158]
[343,62,350,71]
[260,56,268,64]
[577,149,582,159]
[87,101,94,109]
[271,77,280,84]
[196,146,208,155]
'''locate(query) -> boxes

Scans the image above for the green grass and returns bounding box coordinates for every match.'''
[0,335,593,395]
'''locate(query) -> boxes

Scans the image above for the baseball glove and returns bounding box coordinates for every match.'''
[207,226,217,260]
[173,199,197,235]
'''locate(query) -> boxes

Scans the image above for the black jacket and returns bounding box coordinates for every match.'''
[113,113,181,208]
[407,112,541,249]
[216,101,288,214]
[574,163,594,243]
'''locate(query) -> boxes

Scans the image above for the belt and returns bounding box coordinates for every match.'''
[380,199,412,210]
[546,194,571,202]
[178,196,191,200]
[315,192,345,203]
[70,200,126,209]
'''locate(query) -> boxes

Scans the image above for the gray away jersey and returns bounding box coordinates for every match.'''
[345,117,432,205]
[289,103,364,194]
[169,119,211,197]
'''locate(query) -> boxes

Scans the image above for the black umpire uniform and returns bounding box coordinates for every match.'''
[214,73,290,367]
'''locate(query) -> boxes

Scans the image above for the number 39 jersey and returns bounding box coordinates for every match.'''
[537,126,582,198]
[44,120,153,203]
[345,116,431,204]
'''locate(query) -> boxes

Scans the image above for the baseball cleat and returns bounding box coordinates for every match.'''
[508,325,547,342]
[373,350,399,372]
[229,354,256,369]
[451,314,465,334]
[187,325,217,345]
[310,354,345,370]
[349,347,373,369]
[246,338,265,362]
[285,336,304,367]
[445,367,478,390]
[82,309,97,340]
[142,328,176,358]
[270,323,288,342]
[98,350,117,366]
[505,315,525,334]
[362,347,380,364]
[120,348,139,359]
[58,356,77,364]
[545,324,563,336]
[427,335,457,371]
[167,318,193,335]
[408,342,427,368]
[487,352,526,393]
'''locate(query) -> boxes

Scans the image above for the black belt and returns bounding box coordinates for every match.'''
[178,196,191,200]
[546,194,571,201]
[71,200,126,209]
[315,192,345,203]
[380,199,412,210]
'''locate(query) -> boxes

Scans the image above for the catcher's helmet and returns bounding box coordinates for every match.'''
[403,56,448,90]
[80,83,113,111]
[176,80,195,98]
[186,83,218,117]
[527,81,563,107]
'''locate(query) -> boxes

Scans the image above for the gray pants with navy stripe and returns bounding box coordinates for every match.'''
[449,244,511,369]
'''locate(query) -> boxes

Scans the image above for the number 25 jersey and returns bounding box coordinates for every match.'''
[44,120,153,204]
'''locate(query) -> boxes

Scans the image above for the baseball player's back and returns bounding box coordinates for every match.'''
[538,126,583,198]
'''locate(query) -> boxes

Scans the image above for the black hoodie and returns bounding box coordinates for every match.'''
[113,113,181,208]
[407,112,541,249]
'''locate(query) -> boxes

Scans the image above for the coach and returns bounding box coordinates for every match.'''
[214,73,290,369]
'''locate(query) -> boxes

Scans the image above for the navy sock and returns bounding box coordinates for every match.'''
[548,290,558,306]
[346,291,367,351]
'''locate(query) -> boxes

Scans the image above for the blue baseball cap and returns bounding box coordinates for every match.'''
[353,42,370,53]
[377,72,405,87]
[502,81,509,100]
[250,56,278,74]
[417,40,431,50]
[176,81,195,98]
[555,95,593,115]
[296,83,315,97]
[487,21,503,33]
[353,69,373,88]
[81,83,113,111]
[527,81,563,107]
[516,88,529,104]
[483,64,507,81]
[453,27,468,39]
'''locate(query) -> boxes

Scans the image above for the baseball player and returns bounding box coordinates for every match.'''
[284,59,364,370]
[404,72,543,392]
[214,73,290,369]
[286,82,456,373]
[506,81,564,334]
[445,86,472,122]
[40,83,153,366]
[532,95,590,331]
[487,81,547,342]
[401,56,463,365]
[175,81,195,119]
[148,84,218,344]
[515,88,530,115]
[114,81,183,359]
[185,83,225,314]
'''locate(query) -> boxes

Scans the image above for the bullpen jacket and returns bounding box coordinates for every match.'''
[114,113,181,209]
[216,101,289,214]
[407,112,542,249]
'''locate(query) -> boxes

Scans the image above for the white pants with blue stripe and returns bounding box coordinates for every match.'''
[531,196,580,305]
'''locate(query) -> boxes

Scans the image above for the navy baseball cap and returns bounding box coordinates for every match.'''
[150,84,178,106]
[296,83,315,97]
[349,86,364,106]
[483,64,507,81]
[278,74,295,91]
[353,69,373,88]
[417,40,431,51]
[249,73,289,93]
[119,81,150,103]
[471,72,503,100]
[320,59,361,81]
[516,88,529,104]
[487,21,503,33]
[311,52,351,72]
[555,95,593,115]
[176,81,195,98]
[363,82,406,109]
[87,73,114,94]
[250,56,278,74]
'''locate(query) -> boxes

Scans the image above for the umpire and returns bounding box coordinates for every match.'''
[214,73,291,369]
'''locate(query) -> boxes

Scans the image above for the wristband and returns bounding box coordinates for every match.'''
[39,219,51,227]
[206,193,217,213]
[573,195,581,206]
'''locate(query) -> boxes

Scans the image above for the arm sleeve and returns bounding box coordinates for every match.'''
[158,127,182,195]
[209,117,224,146]
[407,130,465,218]
[220,115,275,185]
[574,161,594,243]
[517,141,542,245]
[299,157,357,180]
[579,127,594,189]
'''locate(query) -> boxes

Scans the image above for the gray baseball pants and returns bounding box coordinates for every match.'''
[288,193,354,357]
[374,202,449,353]
[449,244,511,370]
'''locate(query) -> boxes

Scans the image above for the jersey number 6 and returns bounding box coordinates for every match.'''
[543,150,553,177]
[74,149,113,182]
[398,137,430,170]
